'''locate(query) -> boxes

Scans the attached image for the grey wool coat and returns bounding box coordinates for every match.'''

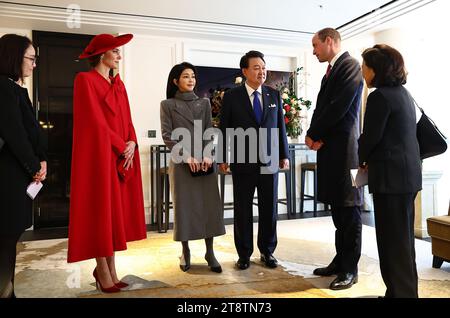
[160,91,225,241]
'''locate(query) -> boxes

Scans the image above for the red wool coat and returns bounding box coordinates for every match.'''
[67,70,146,263]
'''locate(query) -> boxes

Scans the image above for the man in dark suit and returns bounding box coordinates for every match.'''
[306,28,363,290]
[219,50,289,270]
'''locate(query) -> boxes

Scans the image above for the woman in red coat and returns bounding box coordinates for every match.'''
[67,34,147,293]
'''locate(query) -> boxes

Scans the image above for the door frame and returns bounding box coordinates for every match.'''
[31,30,94,230]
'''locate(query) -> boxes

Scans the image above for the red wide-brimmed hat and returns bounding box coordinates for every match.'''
[79,33,133,59]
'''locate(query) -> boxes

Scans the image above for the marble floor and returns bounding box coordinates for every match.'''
[14,217,450,298]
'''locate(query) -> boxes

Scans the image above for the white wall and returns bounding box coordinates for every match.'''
[342,0,450,215]
[119,35,180,220]
[374,28,449,216]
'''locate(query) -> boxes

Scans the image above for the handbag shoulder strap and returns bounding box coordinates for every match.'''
[406,89,425,114]
[407,90,447,140]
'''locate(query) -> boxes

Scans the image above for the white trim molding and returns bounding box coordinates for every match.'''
[339,0,437,40]
[0,1,313,45]
[414,170,443,238]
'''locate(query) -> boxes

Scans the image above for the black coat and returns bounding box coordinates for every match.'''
[307,52,364,206]
[0,75,47,234]
[219,85,288,174]
[358,86,422,194]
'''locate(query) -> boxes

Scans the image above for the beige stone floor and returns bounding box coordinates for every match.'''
[14,217,450,298]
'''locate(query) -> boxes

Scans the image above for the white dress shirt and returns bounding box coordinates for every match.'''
[329,50,347,69]
[245,82,262,109]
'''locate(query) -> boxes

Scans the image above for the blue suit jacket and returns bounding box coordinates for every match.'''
[219,84,288,174]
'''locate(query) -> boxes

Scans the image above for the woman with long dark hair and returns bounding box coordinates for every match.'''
[160,62,225,273]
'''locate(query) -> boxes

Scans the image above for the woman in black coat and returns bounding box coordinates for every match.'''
[358,44,422,298]
[0,34,47,298]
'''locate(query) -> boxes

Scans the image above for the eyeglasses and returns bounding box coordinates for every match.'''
[24,56,37,64]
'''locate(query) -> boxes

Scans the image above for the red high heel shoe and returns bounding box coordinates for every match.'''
[93,269,120,293]
[115,281,129,289]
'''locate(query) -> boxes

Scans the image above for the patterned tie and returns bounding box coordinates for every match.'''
[326,64,332,78]
[253,91,262,124]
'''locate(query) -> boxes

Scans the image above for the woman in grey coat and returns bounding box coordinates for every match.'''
[160,62,225,273]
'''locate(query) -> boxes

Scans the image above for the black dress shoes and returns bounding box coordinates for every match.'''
[260,254,278,268]
[313,263,339,276]
[205,254,222,273]
[179,252,191,272]
[179,264,190,272]
[236,258,250,270]
[209,265,222,273]
[329,273,358,290]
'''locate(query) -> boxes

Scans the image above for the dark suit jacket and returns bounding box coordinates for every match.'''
[219,85,288,174]
[0,75,47,234]
[358,86,422,194]
[307,52,363,206]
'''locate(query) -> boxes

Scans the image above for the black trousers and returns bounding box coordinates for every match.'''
[232,171,278,259]
[330,205,362,274]
[373,193,418,298]
[0,231,22,298]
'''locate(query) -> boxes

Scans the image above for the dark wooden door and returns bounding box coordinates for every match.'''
[32,31,94,229]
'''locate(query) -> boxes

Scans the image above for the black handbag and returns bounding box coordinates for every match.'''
[411,97,447,159]
[189,164,215,177]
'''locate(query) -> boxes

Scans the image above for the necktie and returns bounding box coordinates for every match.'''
[326,64,332,78]
[253,91,262,124]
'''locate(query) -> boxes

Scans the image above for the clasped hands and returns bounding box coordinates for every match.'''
[305,136,324,151]
[122,141,136,170]
[187,156,213,173]
[33,161,47,183]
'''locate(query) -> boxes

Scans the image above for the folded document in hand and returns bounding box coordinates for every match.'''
[350,169,368,188]
[27,181,43,199]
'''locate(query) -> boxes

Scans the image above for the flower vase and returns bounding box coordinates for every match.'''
[287,136,299,144]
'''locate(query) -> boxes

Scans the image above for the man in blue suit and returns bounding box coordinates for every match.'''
[306,28,363,290]
[219,50,289,270]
